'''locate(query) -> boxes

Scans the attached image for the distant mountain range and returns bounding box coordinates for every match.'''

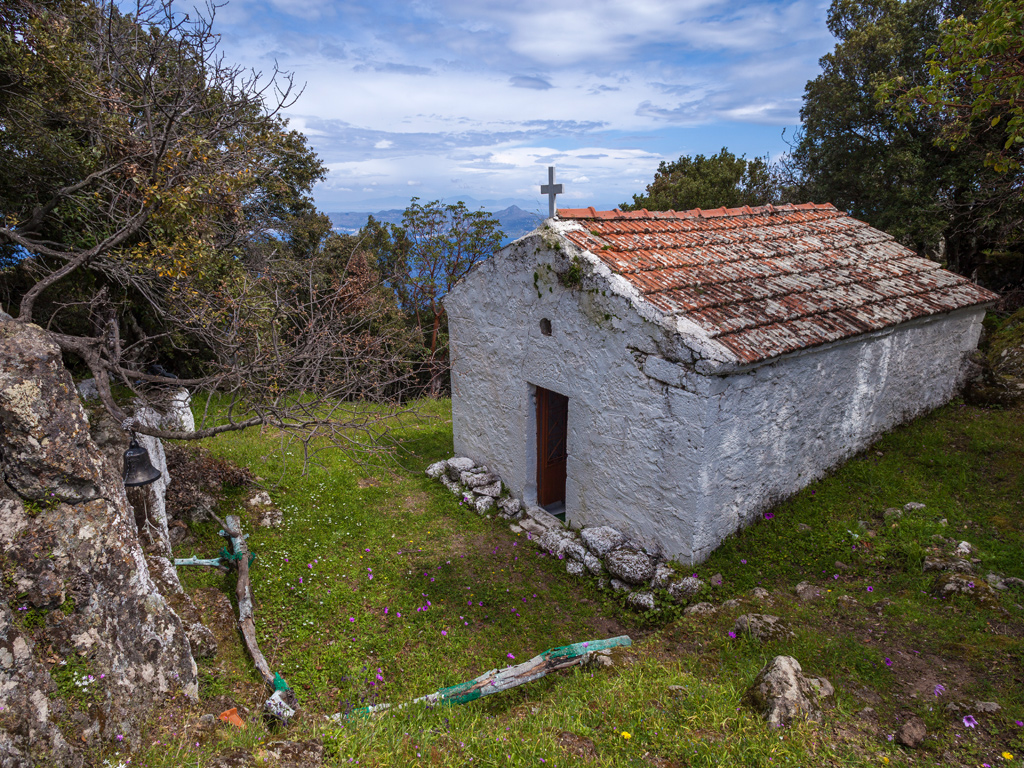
[327,205,547,245]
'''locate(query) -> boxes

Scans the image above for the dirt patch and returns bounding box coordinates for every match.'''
[557,730,598,760]
[191,586,239,649]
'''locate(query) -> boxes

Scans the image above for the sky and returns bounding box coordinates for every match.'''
[211,0,838,213]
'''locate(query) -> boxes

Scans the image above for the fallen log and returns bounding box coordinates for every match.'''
[337,635,631,719]
[224,514,275,688]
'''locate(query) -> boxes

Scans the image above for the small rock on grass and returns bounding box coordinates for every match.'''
[896,716,927,748]
[668,576,704,603]
[795,581,823,602]
[425,460,447,479]
[750,587,771,600]
[734,614,794,642]
[974,701,1001,713]
[604,548,654,585]
[684,602,716,616]
[565,559,586,577]
[627,591,656,610]
[580,526,626,557]
[742,656,834,728]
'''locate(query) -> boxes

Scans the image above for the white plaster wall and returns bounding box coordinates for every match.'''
[447,231,987,565]
[692,306,986,561]
[447,234,712,561]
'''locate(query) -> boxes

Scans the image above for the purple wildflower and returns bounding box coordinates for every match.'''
[963,715,977,728]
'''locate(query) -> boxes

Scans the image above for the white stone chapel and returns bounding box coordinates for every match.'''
[445,203,997,564]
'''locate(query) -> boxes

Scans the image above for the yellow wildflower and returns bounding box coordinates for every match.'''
[1003,752,1014,761]
[620,732,631,740]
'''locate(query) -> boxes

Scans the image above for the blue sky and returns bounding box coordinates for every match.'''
[213,0,838,213]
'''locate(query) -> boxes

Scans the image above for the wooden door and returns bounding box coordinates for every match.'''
[536,387,568,506]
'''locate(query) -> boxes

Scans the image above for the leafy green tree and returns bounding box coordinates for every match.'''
[622,148,782,212]
[785,0,1023,289]
[891,0,1024,173]
[360,199,503,396]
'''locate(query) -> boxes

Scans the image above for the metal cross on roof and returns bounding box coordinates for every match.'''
[540,166,563,219]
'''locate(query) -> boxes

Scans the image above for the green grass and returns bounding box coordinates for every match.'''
[109,393,1024,768]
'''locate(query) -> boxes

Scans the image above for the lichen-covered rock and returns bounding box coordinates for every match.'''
[795,581,823,602]
[684,602,717,616]
[497,497,521,518]
[461,471,497,488]
[582,551,604,576]
[604,548,654,585]
[186,622,218,659]
[247,491,273,507]
[627,591,656,610]
[734,614,794,642]
[667,576,704,603]
[446,457,475,480]
[474,496,495,514]
[580,526,626,557]
[742,656,834,728]
[933,574,989,598]
[610,578,632,593]
[651,563,675,589]
[0,323,108,503]
[565,559,586,577]
[923,556,973,573]
[0,319,197,766]
[475,481,502,498]
[425,460,448,479]
[440,475,462,495]
[750,587,772,601]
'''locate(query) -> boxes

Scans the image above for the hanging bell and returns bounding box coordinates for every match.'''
[123,434,162,487]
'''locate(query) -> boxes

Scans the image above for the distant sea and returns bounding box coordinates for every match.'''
[327,205,546,246]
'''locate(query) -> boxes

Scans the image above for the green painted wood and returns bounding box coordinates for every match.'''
[173,557,224,567]
[341,635,631,719]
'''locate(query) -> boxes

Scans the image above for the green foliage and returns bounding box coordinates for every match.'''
[560,256,584,288]
[787,0,1024,289]
[51,653,103,706]
[622,148,782,212]
[354,199,504,396]
[890,0,1024,173]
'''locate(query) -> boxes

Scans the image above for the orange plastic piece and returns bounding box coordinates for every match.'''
[218,707,245,728]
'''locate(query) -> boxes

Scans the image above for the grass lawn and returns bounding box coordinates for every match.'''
[113,394,1024,768]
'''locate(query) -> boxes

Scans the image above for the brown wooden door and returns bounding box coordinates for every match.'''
[536,387,568,506]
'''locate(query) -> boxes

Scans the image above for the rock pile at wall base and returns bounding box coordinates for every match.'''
[0,319,198,767]
[426,457,704,610]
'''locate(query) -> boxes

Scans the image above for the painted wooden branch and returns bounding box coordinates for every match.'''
[341,635,631,718]
[173,557,225,567]
[224,515,276,688]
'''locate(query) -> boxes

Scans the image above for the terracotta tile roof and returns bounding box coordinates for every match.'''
[558,203,998,365]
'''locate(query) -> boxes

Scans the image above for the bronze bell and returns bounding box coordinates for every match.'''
[123,434,162,487]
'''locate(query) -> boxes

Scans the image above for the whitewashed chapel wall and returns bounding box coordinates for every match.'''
[447,234,986,564]
[447,233,712,563]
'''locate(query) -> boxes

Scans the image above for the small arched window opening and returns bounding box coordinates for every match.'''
[540,318,552,336]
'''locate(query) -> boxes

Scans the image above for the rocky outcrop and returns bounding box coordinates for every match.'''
[742,656,834,728]
[0,319,198,766]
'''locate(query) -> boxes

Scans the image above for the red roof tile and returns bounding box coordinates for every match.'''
[558,204,998,364]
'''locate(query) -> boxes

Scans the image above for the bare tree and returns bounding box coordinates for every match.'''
[0,0,415,448]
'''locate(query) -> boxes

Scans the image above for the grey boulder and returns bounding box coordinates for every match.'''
[742,656,834,728]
